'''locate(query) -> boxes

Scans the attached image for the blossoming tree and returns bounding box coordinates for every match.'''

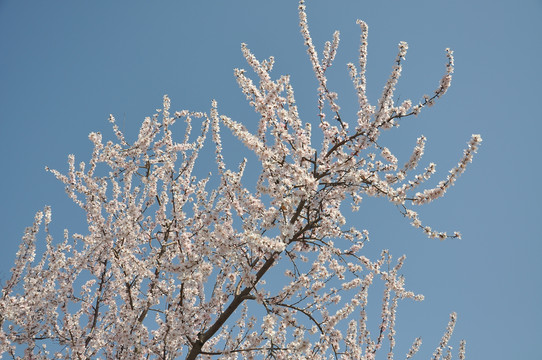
[0,1,481,359]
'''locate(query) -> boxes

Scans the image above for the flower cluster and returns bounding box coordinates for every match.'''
[0,1,479,359]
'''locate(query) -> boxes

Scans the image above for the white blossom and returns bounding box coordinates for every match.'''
[0,2,477,359]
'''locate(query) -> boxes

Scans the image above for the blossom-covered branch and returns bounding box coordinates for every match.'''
[0,1,480,359]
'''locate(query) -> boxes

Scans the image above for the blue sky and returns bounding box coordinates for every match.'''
[0,0,540,358]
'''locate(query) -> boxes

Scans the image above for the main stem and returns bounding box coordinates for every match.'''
[185,199,307,360]
[185,255,277,360]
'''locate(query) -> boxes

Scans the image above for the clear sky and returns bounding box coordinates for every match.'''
[1,0,541,358]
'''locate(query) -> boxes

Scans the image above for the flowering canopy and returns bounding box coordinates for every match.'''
[0,1,479,359]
